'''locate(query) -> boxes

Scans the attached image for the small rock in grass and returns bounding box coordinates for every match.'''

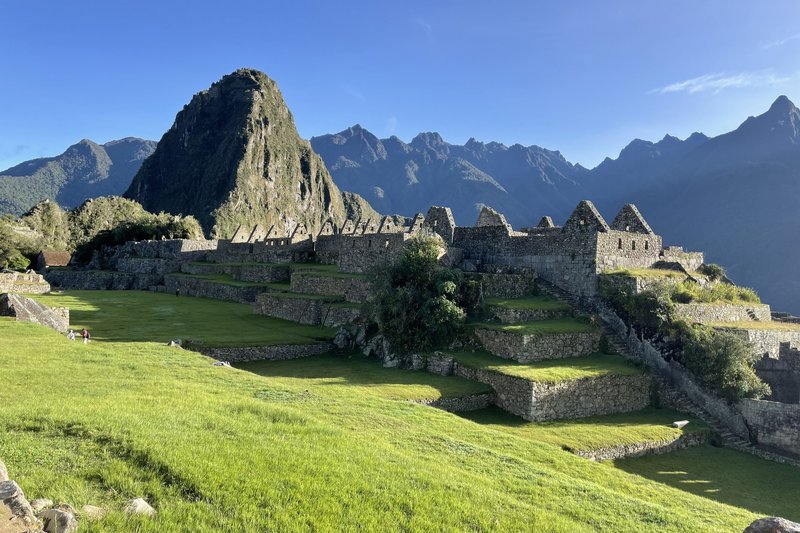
[42,506,78,533]
[672,420,689,429]
[30,498,54,514]
[212,361,231,367]
[0,458,7,481]
[124,497,155,516]
[744,516,800,533]
[81,504,106,519]
[168,339,182,347]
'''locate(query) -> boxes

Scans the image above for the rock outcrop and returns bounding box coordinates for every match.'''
[0,293,69,333]
[126,68,378,238]
[744,516,800,533]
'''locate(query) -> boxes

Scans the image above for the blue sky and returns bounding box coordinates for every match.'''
[1,0,799,170]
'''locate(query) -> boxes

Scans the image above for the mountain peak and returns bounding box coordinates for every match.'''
[769,95,796,114]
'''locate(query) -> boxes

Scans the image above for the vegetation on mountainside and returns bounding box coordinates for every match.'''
[1,291,798,531]
[0,197,202,270]
[598,277,769,401]
[374,236,480,352]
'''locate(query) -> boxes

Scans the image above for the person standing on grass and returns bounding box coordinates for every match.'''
[81,328,90,344]
[67,329,75,341]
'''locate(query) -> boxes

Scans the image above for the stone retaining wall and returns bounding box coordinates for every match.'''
[181,262,290,283]
[475,328,600,362]
[46,270,161,290]
[164,275,265,303]
[192,342,333,362]
[527,374,653,422]
[290,274,373,303]
[0,272,51,294]
[0,293,69,333]
[418,393,496,413]
[573,431,708,461]
[466,272,537,299]
[674,303,771,324]
[739,399,800,457]
[454,365,534,419]
[718,327,800,359]
[256,295,362,327]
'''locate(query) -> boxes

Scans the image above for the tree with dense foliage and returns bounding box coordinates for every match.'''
[375,235,478,353]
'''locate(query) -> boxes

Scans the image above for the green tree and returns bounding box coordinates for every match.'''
[375,236,471,353]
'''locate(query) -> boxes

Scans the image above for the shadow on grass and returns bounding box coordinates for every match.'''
[614,445,800,522]
[235,353,492,399]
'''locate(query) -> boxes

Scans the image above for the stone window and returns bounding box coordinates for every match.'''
[631,240,636,251]
[618,238,622,250]
[644,241,649,251]
[368,239,372,248]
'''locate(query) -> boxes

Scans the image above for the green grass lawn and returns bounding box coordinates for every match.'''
[472,317,597,335]
[445,350,644,383]
[264,291,345,302]
[32,290,333,347]
[461,406,708,452]
[168,272,275,288]
[2,292,798,530]
[601,268,688,279]
[237,353,492,402]
[709,321,800,332]
[485,295,572,312]
[615,445,800,522]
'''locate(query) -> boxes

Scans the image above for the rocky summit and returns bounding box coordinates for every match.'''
[125,68,377,238]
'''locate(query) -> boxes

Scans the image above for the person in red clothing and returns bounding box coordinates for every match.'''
[81,328,90,344]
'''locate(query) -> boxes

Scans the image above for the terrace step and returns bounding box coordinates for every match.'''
[255,292,362,327]
[180,261,290,283]
[472,320,601,363]
[289,270,372,303]
[426,350,653,422]
[485,295,573,324]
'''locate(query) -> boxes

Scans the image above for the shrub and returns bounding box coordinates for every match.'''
[374,236,474,353]
[679,324,770,401]
[697,263,725,281]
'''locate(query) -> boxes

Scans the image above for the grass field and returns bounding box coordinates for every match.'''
[462,406,708,452]
[2,290,799,531]
[31,290,333,347]
[485,295,572,311]
[601,268,688,279]
[472,317,597,335]
[709,321,800,332]
[445,350,644,383]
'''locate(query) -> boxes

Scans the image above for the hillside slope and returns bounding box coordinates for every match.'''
[0,138,155,215]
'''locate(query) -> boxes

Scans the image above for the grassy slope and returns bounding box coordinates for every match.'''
[2,292,799,530]
[485,295,571,311]
[447,350,642,383]
[462,406,708,452]
[31,291,334,347]
[472,317,597,334]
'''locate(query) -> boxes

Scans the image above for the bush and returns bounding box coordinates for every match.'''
[679,324,770,401]
[697,263,725,281]
[374,236,474,353]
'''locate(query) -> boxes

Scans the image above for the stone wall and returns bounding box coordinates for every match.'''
[321,233,410,273]
[739,400,800,457]
[598,304,754,439]
[453,365,534,419]
[466,272,537,299]
[719,327,800,359]
[674,303,772,324]
[755,353,800,404]
[573,431,708,461]
[419,393,496,413]
[46,269,161,290]
[660,247,705,271]
[0,293,69,333]
[0,272,50,294]
[180,262,291,283]
[474,327,600,362]
[289,273,373,303]
[255,295,362,327]
[487,305,572,324]
[527,374,653,422]
[163,275,265,303]
[192,341,333,362]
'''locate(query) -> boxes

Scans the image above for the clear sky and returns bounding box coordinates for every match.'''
[1,0,799,171]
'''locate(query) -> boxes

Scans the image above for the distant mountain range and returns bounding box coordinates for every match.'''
[1,94,799,312]
[0,138,156,215]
